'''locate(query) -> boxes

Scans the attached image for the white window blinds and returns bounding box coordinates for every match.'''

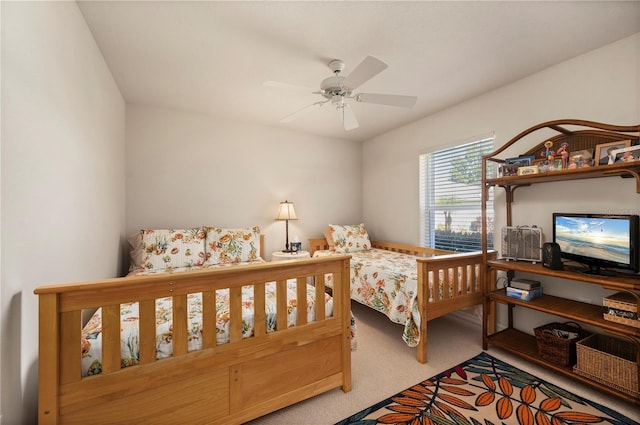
[419,137,494,252]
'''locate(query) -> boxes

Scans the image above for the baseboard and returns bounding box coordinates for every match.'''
[448,308,507,332]
[449,307,481,326]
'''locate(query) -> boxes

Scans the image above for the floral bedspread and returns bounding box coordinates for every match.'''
[314,249,455,348]
[81,280,356,377]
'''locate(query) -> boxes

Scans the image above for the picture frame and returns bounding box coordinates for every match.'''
[610,144,640,163]
[551,158,564,171]
[533,158,552,173]
[502,163,519,176]
[533,158,565,173]
[567,149,594,169]
[595,140,631,166]
[505,155,535,168]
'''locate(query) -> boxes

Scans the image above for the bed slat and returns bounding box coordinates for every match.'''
[229,286,242,343]
[276,279,287,331]
[102,305,121,374]
[254,283,266,337]
[60,310,81,384]
[296,277,307,326]
[463,266,469,294]
[139,299,156,364]
[202,291,216,349]
[315,274,326,321]
[172,294,188,356]
[444,268,452,300]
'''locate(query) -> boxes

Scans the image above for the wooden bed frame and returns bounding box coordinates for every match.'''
[309,238,497,364]
[34,254,352,424]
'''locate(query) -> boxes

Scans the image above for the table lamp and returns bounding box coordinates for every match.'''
[275,200,298,252]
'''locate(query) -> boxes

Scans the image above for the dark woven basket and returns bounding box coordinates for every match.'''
[534,321,590,366]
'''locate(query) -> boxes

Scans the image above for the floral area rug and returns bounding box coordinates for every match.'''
[336,352,639,425]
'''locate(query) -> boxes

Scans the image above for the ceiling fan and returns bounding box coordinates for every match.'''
[267,56,418,131]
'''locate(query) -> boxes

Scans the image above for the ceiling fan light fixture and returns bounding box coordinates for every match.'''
[273,55,417,130]
[331,95,344,106]
[321,75,345,92]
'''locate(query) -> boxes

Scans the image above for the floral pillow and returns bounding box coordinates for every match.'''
[135,228,207,271]
[329,223,371,253]
[204,226,261,265]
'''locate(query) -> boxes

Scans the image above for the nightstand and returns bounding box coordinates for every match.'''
[271,251,310,262]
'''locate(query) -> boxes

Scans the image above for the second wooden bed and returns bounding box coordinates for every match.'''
[309,238,496,364]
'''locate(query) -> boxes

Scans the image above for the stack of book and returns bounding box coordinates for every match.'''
[506,278,542,301]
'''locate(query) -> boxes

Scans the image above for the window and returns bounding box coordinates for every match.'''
[419,137,494,252]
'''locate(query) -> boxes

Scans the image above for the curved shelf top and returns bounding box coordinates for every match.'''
[482,119,640,193]
[483,119,640,161]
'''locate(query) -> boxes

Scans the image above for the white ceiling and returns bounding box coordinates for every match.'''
[77,1,640,142]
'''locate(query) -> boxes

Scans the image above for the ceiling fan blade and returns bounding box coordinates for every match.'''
[356,93,418,108]
[280,101,327,123]
[264,80,316,93]
[342,56,388,90]
[338,104,359,131]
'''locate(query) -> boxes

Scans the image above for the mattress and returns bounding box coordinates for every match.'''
[81,280,334,376]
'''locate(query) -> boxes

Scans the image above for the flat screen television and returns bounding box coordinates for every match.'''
[552,213,639,275]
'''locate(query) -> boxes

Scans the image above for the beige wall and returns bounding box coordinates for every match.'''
[2,1,638,423]
[1,3,126,424]
[362,33,640,331]
[125,105,362,261]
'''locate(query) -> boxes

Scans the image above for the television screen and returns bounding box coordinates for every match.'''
[553,213,639,274]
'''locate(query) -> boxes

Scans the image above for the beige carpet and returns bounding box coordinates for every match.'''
[245,302,639,424]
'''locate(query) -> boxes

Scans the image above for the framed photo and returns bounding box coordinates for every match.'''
[567,149,593,169]
[505,155,535,168]
[595,140,631,166]
[610,144,640,163]
[535,158,564,172]
[551,158,564,171]
[502,164,518,176]
[533,159,552,173]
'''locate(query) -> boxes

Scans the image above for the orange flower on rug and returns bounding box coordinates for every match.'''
[336,352,638,425]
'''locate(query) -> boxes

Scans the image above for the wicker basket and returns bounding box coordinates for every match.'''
[603,291,640,329]
[533,321,589,366]
[573,333,640,398]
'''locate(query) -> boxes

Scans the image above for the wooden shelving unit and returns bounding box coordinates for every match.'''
[480,119,640,405]
[487,328,640,405]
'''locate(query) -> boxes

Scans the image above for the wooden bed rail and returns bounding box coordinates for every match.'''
[308,238,453,257]
[34,255,352,425]
[371,240,454,256]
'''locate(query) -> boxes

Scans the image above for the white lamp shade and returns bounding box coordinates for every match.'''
[275,201,298,220]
